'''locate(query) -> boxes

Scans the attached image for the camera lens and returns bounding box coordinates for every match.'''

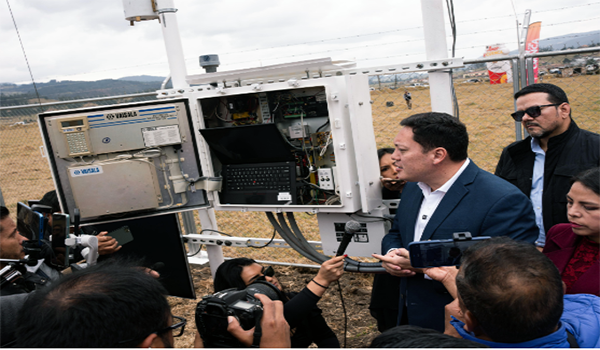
[245,281,281,301]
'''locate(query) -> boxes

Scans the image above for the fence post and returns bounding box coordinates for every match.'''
[511,58,524,141]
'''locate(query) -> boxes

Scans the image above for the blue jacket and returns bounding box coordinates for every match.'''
[451,294,600,348]
[381,161,538,331]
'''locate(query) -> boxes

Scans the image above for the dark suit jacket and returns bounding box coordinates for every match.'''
[543,223,600,296]
[381,161,538,331]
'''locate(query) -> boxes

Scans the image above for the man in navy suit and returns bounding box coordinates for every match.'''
[373,112,538,332]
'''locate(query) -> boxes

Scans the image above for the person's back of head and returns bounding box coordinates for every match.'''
[214,257,256,292]
[370,325,487,348]
[455,237,563,343]
[16,258,171,347]
[39,190,61,214]
[400,112,469,162]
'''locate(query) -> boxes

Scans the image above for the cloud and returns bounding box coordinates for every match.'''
[1,0,599,84]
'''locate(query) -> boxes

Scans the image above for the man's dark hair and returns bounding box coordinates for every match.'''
[455,237,563,343]
[370,325,486,348]
[377,147,395,161]
[0,206,8,220]
[39,190,61,214]
[214,257,256,292]
[16,258,171,347]
[400,112,468,162]
[571,166,599,195]
[514,83,570,105]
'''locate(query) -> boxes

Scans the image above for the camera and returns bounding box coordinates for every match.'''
[195,280,283,348]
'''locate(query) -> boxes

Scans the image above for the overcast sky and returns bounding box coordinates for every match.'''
[1,0,598,84]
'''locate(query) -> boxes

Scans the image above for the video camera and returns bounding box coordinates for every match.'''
[195,281,284,348]
[0,241,44,289]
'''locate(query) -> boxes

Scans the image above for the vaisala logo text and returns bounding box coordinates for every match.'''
[105,110,138,120]
[71,166,103,177]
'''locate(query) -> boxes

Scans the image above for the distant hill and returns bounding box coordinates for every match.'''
[538,30,599,51]
[503,30,600,55]
[118,75,166,82]
[0,78,171,107]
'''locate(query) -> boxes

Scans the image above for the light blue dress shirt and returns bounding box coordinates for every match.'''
[530,138,546,247]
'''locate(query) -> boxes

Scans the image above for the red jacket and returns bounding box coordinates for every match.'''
[543,223,600,296]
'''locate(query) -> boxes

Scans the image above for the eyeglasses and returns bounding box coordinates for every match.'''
[159,315,187,338]
[116,315,187,345]
[511,103,561,121]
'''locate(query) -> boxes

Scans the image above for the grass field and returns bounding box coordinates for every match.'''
[1,74,598,265]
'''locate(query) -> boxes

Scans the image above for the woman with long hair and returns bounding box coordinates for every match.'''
[213,255,344,347]
[543,167,599,296]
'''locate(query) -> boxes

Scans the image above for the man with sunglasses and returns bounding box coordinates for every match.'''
[496,83,599,248]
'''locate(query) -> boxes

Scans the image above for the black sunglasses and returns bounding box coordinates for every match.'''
[511,103,561,121]
[253,266,275,283]
[116,315,187,345]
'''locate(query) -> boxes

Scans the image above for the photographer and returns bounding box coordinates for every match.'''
[210,255,345,348]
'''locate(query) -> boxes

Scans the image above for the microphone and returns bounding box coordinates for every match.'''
[335,220,362,256]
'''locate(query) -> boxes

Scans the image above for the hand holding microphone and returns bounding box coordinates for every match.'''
[335,220,361,257]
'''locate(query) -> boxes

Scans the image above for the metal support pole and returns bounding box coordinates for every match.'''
[511,58,523,141]
[155,0,189,89]
[526,57,535,87]
[518,10,531,91]
[180,211,202,262]
[197,207,224,278]
[421,0,454,115]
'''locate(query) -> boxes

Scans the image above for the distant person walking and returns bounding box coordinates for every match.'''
[403,91,412,109]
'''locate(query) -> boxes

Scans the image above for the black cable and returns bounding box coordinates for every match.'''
[186,242,204,257]
[316,119,330,132]
[250,228,277,249]
[349,213,393,224]
[336,280,347,348]
[199,229,232,237]
[446,0,460,119]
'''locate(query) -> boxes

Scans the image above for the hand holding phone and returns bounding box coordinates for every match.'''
[408,235,490,268]
[380,177,406,192]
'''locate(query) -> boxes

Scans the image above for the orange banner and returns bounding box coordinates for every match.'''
[525,22,542,83]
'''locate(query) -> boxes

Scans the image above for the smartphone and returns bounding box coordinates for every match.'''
[408,236,490,268]
[108,226,134,246]
[51,213,70,268]
[16,202,45,243]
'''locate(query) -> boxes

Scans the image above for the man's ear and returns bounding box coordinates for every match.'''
[431,147,448,165]
[558,103,571,119]
[138,333,159,348]
[463,310,478,333]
